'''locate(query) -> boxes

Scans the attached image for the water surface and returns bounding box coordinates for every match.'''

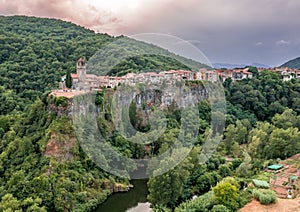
[95,179,150,212]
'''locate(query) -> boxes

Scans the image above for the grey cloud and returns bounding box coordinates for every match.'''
[255,42,263,46]
[0,0,121,34]
[276,40,291,45]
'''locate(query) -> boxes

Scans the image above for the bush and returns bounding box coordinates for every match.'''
[175,191,215,212]
[253,189,277,205]
[55,96,69,107]
[211,204,229,212]
[237,189,252,208]
[232,158,243,170]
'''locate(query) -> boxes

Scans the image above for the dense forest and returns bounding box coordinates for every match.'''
[0,15,300,212]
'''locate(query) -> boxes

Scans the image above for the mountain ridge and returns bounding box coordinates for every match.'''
[213,62,270,69]
[281,57,300,69]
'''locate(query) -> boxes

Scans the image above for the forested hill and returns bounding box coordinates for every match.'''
[0,15,114,113]
[0,15,208,114]
[281,56,300,69]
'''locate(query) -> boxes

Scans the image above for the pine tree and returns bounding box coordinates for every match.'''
[66,71,72,88]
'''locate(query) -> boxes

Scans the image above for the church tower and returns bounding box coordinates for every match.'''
[76,57,86,90]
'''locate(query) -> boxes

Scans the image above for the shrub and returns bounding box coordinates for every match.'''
[175,191,215,212]
[55,96,69,107]
[253,189,277,205]
[211,204,229,212]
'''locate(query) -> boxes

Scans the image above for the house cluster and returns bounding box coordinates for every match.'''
[258,67,300,82]
[70,58,197,90]
[62,58,256,92]
[55,58,300,96]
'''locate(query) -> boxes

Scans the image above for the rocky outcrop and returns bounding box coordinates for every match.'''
[44,132,76,161]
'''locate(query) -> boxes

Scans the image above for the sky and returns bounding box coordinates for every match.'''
[1,0,300,66]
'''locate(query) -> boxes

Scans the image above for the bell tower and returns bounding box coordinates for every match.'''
[76,57,86,90]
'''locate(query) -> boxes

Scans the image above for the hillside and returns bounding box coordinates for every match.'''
[281,56,300,68]
[0,15,208,115]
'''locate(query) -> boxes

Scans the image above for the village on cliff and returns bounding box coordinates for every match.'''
[51,58,300,98]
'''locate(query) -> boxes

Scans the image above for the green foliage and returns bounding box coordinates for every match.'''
[227,70,300,121]
[272,108,300,129]
[109,54,192,76]
[0,16,113,99]
[219,164,232,178]
[0,194,46,212]
[0,86,22,115]
[245,109,300,160]
[65,71,72,88]
[148,156,193,209]
[222,119,250,156]
[252,179,270,189]
[231,158,243,170]
[236,152,253,178]
[175,191,215,212]
[55,96,69,107]
[213,178,240,211]
[0,97,128,211]
[252,189,277,205]
[211,204,229,212]
[247,66,259,77]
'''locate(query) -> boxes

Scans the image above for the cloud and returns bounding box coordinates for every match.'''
[0,0,121,34]
[255,42,263,46]
[276,40,291,45]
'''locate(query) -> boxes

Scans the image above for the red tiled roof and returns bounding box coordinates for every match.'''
[71,74,78,78]
[86,74,98,78]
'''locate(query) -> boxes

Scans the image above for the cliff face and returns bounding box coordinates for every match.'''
[116,83,207,111]
[50,83,207,118]
[44,132,77,161]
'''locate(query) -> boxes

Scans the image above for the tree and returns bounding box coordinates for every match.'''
[213,178,239,211]
[223,122,246,155]
[247,66,258,78]
[0,194,46,212]
[0,194,21,211]
[236,152,253,177]
[175,191,215,212]
[248,122,274,158]
[219,164,232,178]
[65,70,72,88]
[148,155,192,208]
[267,127,300,159]
[272,108,299,129]
[223,124,236,155]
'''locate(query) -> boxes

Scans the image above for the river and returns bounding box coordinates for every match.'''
[95,179,151,212]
